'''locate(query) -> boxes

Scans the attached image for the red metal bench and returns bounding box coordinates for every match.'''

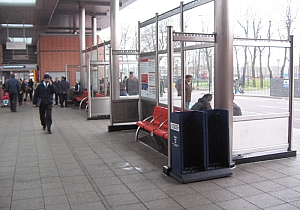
[135,106,165,141]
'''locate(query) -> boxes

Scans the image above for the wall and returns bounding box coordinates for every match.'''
[0,44,3,65]
[38,34,102,86]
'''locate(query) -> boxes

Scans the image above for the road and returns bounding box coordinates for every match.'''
[159,90,300,128]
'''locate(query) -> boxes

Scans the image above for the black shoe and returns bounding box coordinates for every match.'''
[54,103,58,105]
[42,126,46,130]
[47,130,52,134]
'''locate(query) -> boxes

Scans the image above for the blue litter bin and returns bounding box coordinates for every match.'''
[169,109,232,183]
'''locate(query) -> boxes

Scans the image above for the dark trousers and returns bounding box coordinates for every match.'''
[55,93,60,104]
[9,92,18,112]
[39,104,52,131]
[18,92,23,104]
[60,93,68,107]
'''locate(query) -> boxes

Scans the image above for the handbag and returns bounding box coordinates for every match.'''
[36,98,41,107]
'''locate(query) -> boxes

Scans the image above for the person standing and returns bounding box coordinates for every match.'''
[21,79,28,105]
[27,78,34,101]
[159,75,165,97]
[59,76,70,107]
[6,74,21,112]
[53,77,60,105]
[33,74,57,134]
[18,78,23,106]
[126,71,139,95]
[177,75,193,109]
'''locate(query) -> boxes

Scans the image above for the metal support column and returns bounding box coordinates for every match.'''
[165,26,174,173]
[87,58,92,118]
[79,3,86,89]
[180,1,185,111]
[110,0,120,100]
[214,0,234,166]
[288,35,294,151]
[155,13,159,105]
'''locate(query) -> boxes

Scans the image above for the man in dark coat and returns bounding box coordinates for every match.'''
[6,74,21,112]
[59,76,70,107]
[53,77,60,105]
[177,75,193,109]
[33,74,57,134]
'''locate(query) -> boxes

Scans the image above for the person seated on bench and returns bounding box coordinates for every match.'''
[72,81,82,106]
[190,93,213,111]
[233,94,242,116]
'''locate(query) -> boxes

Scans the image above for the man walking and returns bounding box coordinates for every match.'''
[6,74,21,112]
[33,74,57,134]
[59,76,70,107]
[53,77,60,105]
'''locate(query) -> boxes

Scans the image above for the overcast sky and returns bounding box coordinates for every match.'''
[98,0,300,59]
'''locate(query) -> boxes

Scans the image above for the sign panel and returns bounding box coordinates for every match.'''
[12,55,29,60]
[6,42,26,50]
[140,58,156,99]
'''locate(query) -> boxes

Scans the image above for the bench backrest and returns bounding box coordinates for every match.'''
[151,106,164,124]
[82,90,88,97]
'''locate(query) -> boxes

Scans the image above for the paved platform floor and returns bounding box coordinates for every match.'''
[0,103,300,210]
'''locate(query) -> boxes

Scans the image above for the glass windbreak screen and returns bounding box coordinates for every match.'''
[119,54,138,97]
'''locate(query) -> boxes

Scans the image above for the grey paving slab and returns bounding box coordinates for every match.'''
[143,197,184,210]
[11,197,44,210]
[215,198,260,210]
[243,193,285,209]
[1,100,300,210]
[99,184,131,196]
[104,192,140,207]
[11,188,43,200]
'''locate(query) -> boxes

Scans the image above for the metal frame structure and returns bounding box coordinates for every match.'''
[137,0,296,179]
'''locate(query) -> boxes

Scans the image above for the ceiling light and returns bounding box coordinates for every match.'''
[9,37,32,45]
[1,24,33,28]
[0,0,36,6]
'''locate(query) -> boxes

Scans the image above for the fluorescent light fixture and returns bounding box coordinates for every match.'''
[1,24,33,28]
[0,0,36,6]
[9,37,32,45]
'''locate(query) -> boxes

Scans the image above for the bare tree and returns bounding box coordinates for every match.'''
[266,20,273,79]
[234,46,241,80]
[278,0,298,78]
[238,18,249,88]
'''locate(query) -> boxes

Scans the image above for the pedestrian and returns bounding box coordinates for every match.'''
[27,78,34,101]
[33,74,57,134]
[21,79,28,104]
[6,73,21,112]
[159,75,165,97]
[190,94,213,111]
[177,75,193,109]
[59,76,70,107]
[53,77,60,105]
[18,78,23,106]
[126,71,139,95]
[120,76,127,96]
[233,94,242,116]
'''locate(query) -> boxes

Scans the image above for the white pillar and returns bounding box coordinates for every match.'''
[110,0,120,99]
[92,16,97,46]
[79,3,86,88]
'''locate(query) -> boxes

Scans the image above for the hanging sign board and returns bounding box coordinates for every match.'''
[12,55,29,60]
[6,42,26,50]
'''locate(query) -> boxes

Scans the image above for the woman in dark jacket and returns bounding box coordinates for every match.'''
[27,78,34,101]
